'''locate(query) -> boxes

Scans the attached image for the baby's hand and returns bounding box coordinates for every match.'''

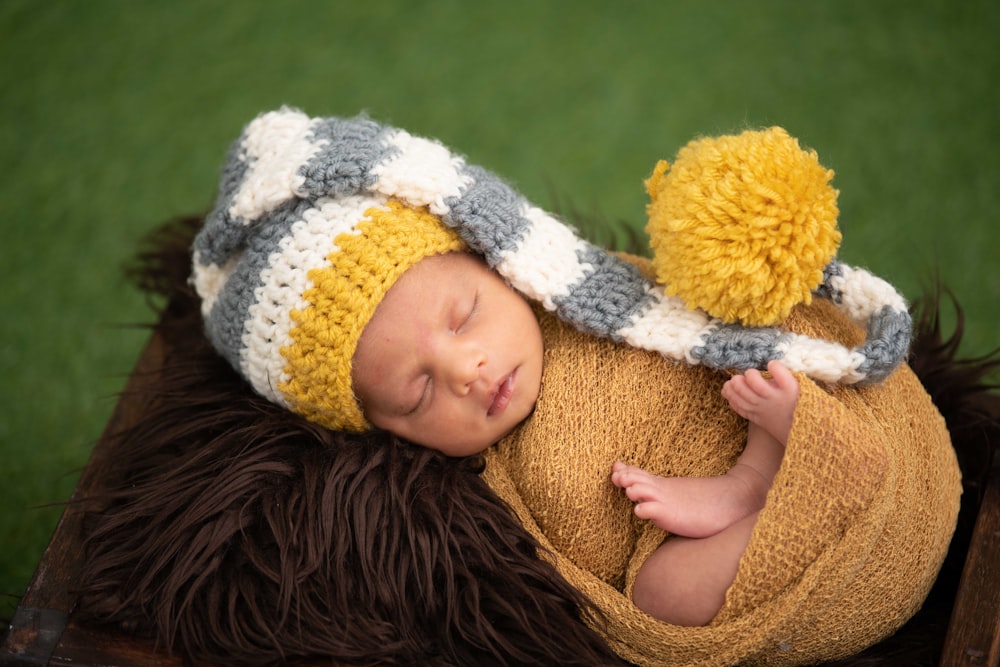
[721,360,800,444]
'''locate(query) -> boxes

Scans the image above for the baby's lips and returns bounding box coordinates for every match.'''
[487,371,516,416]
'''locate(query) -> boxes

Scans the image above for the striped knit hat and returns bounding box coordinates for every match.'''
[192,108,912,432]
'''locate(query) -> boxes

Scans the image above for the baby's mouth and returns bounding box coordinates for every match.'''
[487,370,517,417]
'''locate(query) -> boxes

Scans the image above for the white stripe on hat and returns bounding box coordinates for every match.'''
[831,264,909,324]
[229,109,324,223]
[496,204,593,309]
[618,289,716,365]
[371,129,472,217]
[776,334,867,384]
[239,194,390,404]
[191,252,239,317]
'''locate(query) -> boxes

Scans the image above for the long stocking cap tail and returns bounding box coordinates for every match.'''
[193,108,910,385]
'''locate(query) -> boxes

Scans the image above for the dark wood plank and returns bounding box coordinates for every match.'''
[940,460,1000,667]
[2,332,168,666]
[42,621,184,667]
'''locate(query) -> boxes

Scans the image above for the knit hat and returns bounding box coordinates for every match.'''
[191,111,466,431]
[192,108,912,431]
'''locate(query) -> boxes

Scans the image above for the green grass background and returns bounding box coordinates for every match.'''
[2,1,998,621]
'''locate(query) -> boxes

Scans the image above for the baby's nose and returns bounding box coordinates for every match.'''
[444,344,487,394]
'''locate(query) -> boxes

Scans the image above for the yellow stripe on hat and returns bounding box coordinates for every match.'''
[279,200,466,432]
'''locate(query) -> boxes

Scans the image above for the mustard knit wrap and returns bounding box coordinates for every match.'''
[484,264,961,666]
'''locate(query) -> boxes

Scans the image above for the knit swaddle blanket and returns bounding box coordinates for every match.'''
[485,295,960,666]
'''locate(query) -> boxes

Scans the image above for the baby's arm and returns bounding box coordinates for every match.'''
[616,361,800,626]
[611,362,798,539]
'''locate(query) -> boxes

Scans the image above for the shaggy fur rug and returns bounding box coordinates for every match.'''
[76,216,999,666]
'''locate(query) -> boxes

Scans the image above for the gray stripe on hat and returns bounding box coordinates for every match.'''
[443,163,655,339]
[194,134,256,268]
[204,198,317,371]
[441,165,533,265]
[552,245,657,338]
[298,116,397,201]
[813,259,845,304]
[855,306,912,383]
[691,325,789,371]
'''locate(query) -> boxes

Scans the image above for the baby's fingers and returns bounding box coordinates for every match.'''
[766,360,798,393]
[742,367,776,397]
[722,374,752,400]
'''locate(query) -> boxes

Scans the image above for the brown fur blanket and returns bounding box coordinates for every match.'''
[75,216,999,666]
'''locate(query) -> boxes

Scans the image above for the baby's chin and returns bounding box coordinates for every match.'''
[484,405,537,449]
[411,402,539,457]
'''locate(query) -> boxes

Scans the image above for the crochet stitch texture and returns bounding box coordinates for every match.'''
[192,108,913,429]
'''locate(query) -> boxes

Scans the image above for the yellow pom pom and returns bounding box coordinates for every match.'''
[644,127,841,327]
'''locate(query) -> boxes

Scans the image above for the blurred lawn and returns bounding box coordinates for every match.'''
[2,0,998,621]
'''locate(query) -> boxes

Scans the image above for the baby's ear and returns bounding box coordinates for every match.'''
[644,127,841,328]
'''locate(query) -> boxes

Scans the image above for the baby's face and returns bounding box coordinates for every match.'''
[352,252,544,456]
